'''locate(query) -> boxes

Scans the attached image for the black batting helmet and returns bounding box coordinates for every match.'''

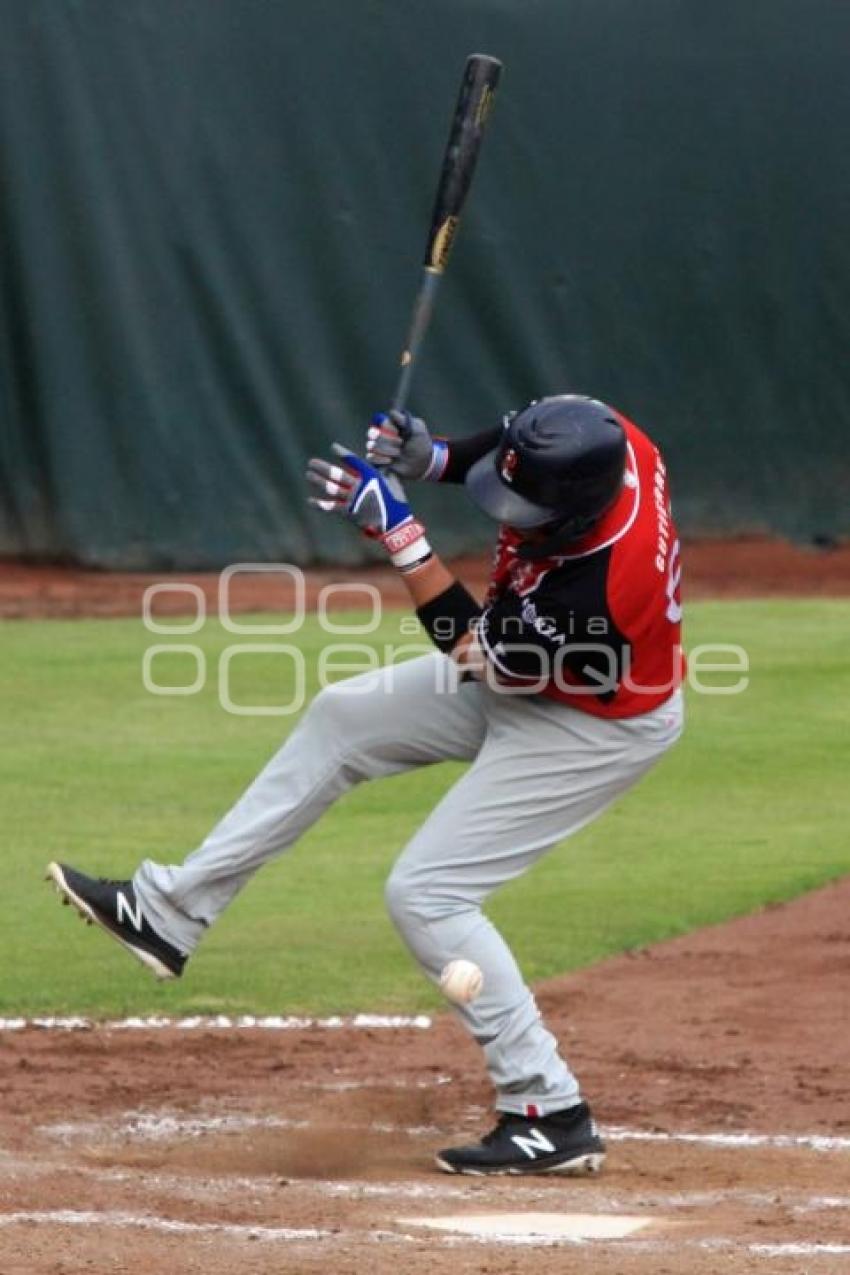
[465,395,627,557]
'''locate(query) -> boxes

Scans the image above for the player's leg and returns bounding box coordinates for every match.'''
[49,655,486,972]
[384,686,684,1173]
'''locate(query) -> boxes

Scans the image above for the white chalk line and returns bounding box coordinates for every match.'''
[792,1195,850,1212]
[41,1109,850,1154]
[699,1237,850,1258]
[0,1012,432,1033]
[600,1237,850,1260]
[748,1242,850,1256]
[608,1125,850,1153]
[311,1074,452,1092]
[42,1109,442,1143]
[437,1234,850,1255]
[432,1235,850,1256]
[41,1112,298,1143]
[0,1210,331,1242]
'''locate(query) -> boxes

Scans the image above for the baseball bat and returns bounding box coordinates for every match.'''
[391,52,503,413]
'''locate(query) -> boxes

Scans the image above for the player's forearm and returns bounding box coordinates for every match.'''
[398,554,457,607]
[400,555,483,663]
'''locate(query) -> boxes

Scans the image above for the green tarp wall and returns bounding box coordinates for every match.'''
[1,0,848,567]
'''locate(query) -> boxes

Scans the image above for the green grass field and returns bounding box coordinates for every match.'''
[2,600,847,1019]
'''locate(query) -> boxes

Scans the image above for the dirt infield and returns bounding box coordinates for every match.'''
[1,535,849,618]
[3,540,848,1269]
[2,878,848,1273]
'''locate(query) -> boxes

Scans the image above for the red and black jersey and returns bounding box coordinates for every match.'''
[441,414,684,719]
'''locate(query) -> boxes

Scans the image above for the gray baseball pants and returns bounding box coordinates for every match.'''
[135,654,683,1115]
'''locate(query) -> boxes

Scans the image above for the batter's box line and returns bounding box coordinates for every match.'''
[0,1210,334,1242]
[607,1126,850,1153]
[0,1012,433,1032]
[38,1107,850,1154]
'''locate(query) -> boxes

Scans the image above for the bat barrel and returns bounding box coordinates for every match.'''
[391,52,502,415]
[424,54,503,272]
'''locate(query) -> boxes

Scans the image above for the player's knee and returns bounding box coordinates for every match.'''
[303,681,359,737]
[384,865,461,930]
[384,865,421,930]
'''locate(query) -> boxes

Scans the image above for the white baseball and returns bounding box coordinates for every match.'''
[439,959,484,1006]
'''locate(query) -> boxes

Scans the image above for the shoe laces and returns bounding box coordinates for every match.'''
[97,877,130,888]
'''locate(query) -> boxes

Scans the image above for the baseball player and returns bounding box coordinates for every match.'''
[47,394,684,1176]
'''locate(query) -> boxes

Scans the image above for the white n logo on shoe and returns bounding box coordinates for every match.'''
[511,1127,556,1160]
[116,891,143,933]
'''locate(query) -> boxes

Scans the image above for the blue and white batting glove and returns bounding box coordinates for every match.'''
[366,411,449,481]
[306,444,433,572]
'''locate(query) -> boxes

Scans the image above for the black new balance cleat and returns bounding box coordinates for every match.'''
[435,1101,605,1176]
[46,862,186,981]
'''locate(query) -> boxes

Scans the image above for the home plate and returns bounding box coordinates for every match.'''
[398,1212,654,1242]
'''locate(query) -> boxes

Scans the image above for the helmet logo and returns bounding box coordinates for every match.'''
[500,448,519,484]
